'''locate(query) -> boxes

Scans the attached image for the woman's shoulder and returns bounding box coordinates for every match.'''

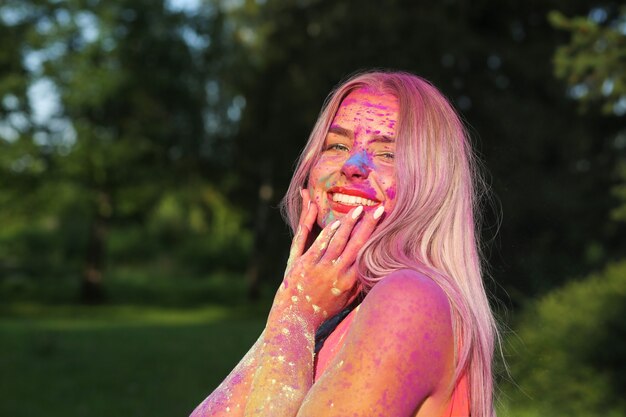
[321,268,454,412]
[363,268,451,316]
[349,268,453,360]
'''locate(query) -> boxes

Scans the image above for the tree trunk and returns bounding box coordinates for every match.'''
[80,191,111,304]
[246,162,273,301]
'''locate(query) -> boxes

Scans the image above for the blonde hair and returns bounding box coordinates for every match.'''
[281,70,497,417]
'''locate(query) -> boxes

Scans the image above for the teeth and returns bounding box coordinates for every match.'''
[332,193,378,206]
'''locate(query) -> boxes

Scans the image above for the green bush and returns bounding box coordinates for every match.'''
[502,261,626,417]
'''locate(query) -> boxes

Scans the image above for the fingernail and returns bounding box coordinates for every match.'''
[330,220,341,230]
[352,205,363,219]
[373,206,385,219]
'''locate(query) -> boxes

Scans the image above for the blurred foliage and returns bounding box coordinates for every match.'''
[228,0,626,300]
[549,6,626,232]
[0,1,625,416]
[0,0,623,305]
[549,7,626,116]
[499,8,626,415]
[613,158,626,222]
[503,261,626,416]
[0,0,252,301]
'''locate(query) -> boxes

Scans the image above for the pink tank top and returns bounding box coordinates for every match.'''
[313,306,470,417]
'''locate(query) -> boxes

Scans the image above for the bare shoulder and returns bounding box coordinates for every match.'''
[297,269,455,416]
[352,267,455,374]
[350,268,455,397]
[362,268,452,323]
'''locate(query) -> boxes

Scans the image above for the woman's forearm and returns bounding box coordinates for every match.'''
[244,304,317,417]
[200,192,367,416]
[190,331,266,417]
[190,304,318,417]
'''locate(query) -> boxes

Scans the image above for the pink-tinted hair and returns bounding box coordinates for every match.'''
[281,70,498,417]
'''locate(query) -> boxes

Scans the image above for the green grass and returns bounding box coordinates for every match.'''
[0,267,265,308]
[0,302,266,417]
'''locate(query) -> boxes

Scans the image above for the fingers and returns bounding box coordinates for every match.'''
[289,190,318,262]
[330,265,359,295]
[301,192,318,234]
[307,204,384,266]
[323,205,364,261]
[323,207,382,297]
[337,205,385,267]
[297,189,311,227]
[306,216,342,262]
[340,266,362,299]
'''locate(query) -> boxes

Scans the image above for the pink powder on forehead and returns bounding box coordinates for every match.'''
[340,89,398,110]
[361,102,394,110]
[339,97,360,106]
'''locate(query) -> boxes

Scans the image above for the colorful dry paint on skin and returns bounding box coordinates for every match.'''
[189,332,264,416]
[307,88,399,228]
[191,88,405,417]
[345,150,375,172]
[242,299,324,415]
[305,269,459,417]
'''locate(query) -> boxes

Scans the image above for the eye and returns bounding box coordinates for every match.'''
[377,152,395,160]
[326,143,350,152]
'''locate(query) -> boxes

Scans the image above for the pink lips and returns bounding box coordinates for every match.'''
[327,186,379,201]
[327,186,381,214]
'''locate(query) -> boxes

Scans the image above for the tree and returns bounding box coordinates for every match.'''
[504,261,626,416]
[549,6,626,116]
[0,0,238,302]
[228,0,621,302]
[501,8,626,415]
[549,6,626,225]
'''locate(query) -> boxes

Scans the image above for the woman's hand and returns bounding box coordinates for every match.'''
[243,190,384,416]
[273,189,384,327]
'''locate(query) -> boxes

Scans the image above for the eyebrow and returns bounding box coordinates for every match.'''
[328,124,395,144]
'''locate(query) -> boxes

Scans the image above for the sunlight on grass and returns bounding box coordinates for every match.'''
[0,303,237,330]
[0,303,266,417]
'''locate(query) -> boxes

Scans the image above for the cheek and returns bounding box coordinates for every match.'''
[380,176,397,213]
[308,171,331,201]
[307,168,335,228]
[319,210,336,228]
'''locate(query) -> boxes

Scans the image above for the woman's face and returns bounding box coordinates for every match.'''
[308,88,399,228]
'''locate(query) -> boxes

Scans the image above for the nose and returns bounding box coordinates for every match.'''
[341,151,372,179]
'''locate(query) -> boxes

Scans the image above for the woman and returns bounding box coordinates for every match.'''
[190,71,498,417]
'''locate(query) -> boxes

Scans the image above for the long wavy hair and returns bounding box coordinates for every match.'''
[281,70,498,417]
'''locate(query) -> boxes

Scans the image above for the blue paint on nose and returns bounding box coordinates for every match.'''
[347,151,373,168]
[342,150,373,178]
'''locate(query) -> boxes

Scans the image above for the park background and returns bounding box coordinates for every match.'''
[0,0,625,416]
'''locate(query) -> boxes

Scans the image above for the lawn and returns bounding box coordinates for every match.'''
[0,302,266,417]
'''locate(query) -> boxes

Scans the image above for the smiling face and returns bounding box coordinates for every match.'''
[308,88,399,227]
